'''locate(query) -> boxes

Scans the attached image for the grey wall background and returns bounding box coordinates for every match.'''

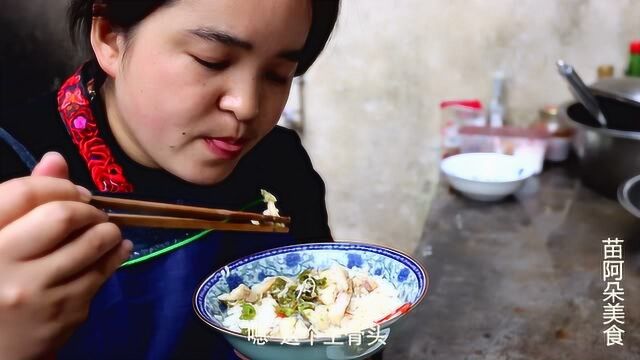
[300,0,640,253]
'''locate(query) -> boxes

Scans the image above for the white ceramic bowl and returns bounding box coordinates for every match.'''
[440,153,533,201]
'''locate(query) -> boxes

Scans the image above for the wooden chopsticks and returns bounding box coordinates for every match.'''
[90,196,290,233]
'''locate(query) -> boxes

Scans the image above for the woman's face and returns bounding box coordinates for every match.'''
[101,0,312,184]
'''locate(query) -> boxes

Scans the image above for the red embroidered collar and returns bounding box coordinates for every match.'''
[57,65,134,193]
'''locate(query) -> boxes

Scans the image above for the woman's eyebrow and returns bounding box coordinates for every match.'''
[187,26,303,63]
[188,27,252,50]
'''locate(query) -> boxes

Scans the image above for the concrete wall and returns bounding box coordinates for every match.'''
[300,0,640,252]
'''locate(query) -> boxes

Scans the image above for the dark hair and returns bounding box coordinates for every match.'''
[68,0,339,75]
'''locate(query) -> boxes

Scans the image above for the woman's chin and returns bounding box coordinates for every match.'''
[186,169,235,186]
[164,162,236,186]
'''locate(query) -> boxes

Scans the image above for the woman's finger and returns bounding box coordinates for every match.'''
[31,152,69,179]
[60,239,133,299]
[0,177,92,226]
[0,201,108,260]
[41,240,131,340]
[39,222,124,286]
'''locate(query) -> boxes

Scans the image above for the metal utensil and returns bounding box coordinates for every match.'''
[591,77,640,105]
[556,60,607,127]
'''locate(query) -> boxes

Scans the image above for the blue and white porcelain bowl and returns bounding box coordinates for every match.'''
[193,242,428,360]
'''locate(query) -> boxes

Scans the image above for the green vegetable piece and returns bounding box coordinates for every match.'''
[269,277,287,295]
[261,189,277,203]
[285,285,298,300]
[240,328,249,336]
[276,286,296,306]
[240,303,256,320]
[297,302,315,313]
[276,304,297,317]
[297,269,312,282]
[315,277,328,289]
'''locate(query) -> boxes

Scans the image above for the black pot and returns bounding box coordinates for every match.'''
[619,174,640,217]
[559,100,640,198]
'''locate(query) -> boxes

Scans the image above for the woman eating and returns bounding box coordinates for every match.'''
[0,0,340,358]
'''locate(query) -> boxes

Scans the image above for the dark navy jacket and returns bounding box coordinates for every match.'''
[0,86,331,359]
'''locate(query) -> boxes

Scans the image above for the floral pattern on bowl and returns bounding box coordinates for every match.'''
[194,242,428,337]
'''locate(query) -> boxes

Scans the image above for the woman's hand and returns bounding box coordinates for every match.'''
[0,152,132,359]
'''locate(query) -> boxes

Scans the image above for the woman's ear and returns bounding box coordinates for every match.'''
[90,17,125,77]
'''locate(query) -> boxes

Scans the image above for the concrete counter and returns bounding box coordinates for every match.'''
[385,164,640,359]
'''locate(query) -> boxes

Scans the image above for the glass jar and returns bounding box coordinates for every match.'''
[531,105,574,162]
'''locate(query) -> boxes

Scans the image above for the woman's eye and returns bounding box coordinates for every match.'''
[192,56,229,71]
[265,72,290,85]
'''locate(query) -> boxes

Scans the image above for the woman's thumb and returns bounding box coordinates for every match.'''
[31,152,70,179]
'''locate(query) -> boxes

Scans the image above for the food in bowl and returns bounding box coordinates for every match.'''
[193,242,428,360]
[219,264,403,339]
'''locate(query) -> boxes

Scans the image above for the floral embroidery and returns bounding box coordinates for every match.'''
[57,66,133,193]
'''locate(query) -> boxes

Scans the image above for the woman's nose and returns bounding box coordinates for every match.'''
[218,77,260,122]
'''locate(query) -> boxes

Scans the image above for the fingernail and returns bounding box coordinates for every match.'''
[121,239,133,256]
[41,151,62,162]
[76,185,93,202]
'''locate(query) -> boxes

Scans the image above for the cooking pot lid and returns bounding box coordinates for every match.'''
[591,77,640,105]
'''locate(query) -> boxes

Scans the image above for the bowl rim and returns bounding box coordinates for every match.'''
[192,241,429,344]
[440,152,532,184]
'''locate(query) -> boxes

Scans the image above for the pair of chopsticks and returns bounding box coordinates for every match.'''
[90,196,290,233]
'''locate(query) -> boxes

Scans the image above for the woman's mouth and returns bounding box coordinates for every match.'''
[203,137,246,159]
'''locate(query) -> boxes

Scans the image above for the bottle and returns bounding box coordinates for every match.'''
[530,105,574,162]
[488,71,505,127]
[439,99,484,158]
[597,65,614,79]
[626,40,640,77]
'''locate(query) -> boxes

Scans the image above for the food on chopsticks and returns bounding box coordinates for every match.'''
[219,264,403,339]
[250,189,284,227]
